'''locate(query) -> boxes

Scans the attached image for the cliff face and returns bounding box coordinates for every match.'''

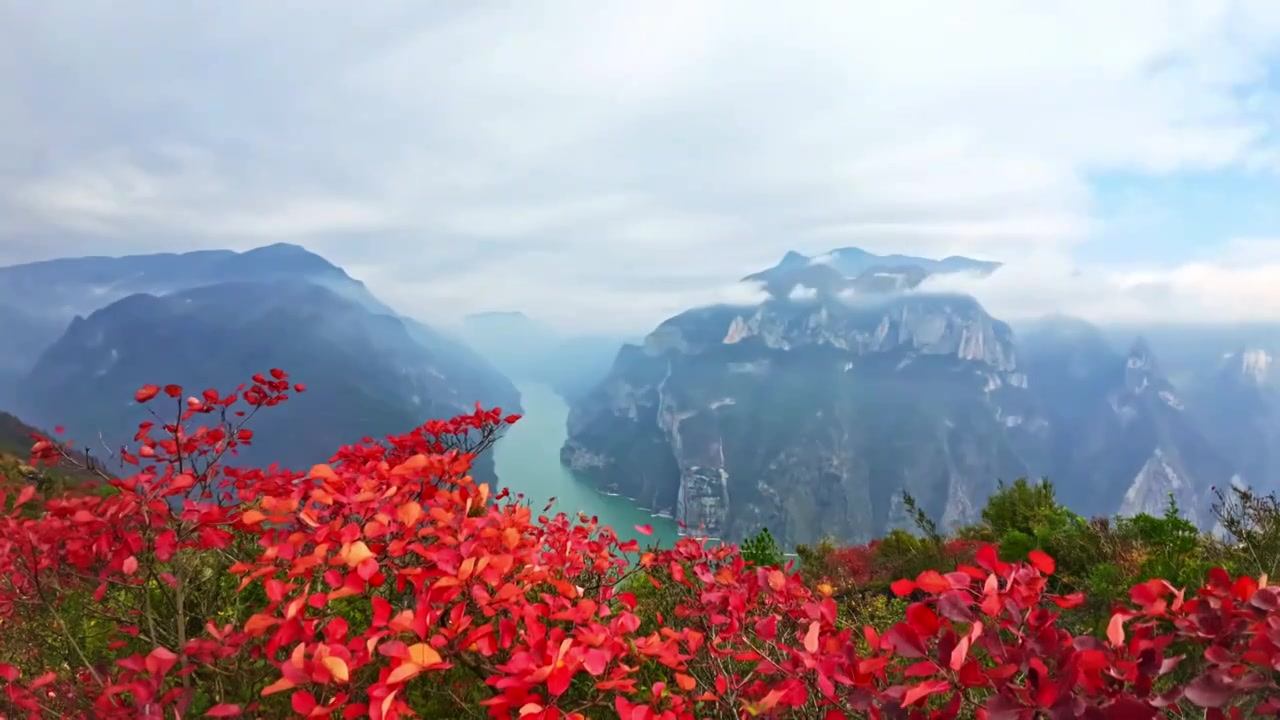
[1186,348,1279,496]
[1019,322,1237,526]
[563,289,1040,546]
[565,248,1245,548]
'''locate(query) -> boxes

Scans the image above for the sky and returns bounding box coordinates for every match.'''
[2,1,1280,334]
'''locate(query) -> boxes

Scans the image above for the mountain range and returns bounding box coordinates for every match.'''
[562,249,1278,547]
[0,244,519,483]
[455,311,631,403]
[4,242,1277,550]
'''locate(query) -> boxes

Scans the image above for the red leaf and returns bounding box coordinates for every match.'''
[635,524,653,536]
[205,705,242,717]
[915,570,952,594]
[884,623,928,658]
[903,680,949,707]
[1184,672,1235,708]
[984,693,1024,720]
[164,384,183,398]
[145,646,179,678]
[890,578,917,597]
[906,603,940,637]
[976,544,1000,572]
[1050,592,1085,609]
[291,690,318,715]
[1027,549,1055,575]
[135,384,161,403]
[13,484,35,509]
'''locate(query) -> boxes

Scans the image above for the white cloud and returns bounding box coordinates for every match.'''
[0,2,1279,332]
[788,285,819,302]
[918,240,1280,325]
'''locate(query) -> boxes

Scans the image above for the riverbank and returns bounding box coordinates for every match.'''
[492,381,679,548]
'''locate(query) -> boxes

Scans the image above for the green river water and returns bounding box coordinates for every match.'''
[492,382,679,548]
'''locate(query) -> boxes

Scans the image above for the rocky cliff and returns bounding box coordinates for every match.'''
[1010,319,1237,525]
[565,249,1243,547]
[563,268,1041,547]
[1186,348,1279,495]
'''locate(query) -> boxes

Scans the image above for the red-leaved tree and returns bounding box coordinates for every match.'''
[3,370,1280,718]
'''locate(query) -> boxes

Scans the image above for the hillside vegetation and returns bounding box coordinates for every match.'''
[3,371,1280,718]
[0,410,111,496]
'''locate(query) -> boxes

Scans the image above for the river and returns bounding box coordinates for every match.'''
[493,381,679,548]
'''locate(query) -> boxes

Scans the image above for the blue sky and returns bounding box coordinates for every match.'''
[1,1,1279,332]
[1085,170,1280,266]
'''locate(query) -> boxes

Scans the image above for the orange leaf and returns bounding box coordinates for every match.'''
[240,510,266,526]
[767,570,786,592]
[1107,612,1127,647]
[309,464,338,482]
[397,501,423,526]
[674,672,697,692]
[803,621,820,654]
[459,556,477,582]
[407,643,442,666]
[244,613,277,637]
[320,656,350,683]
[386,661,424,685]
[261,677,296,696]
[342,541,374,568]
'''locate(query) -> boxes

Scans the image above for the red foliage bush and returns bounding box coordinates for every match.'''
[2,370,1280,718]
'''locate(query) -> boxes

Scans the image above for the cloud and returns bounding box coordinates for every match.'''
[1,2,1279,332]
[918,240,1280,325]
[788,285,819,302]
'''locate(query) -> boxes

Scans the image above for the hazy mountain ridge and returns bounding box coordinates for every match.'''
[564,247,1263,547]
[0,246,520,483]
[456,311,630,403]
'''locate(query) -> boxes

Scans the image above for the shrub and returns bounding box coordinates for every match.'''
[3,371,1280,718]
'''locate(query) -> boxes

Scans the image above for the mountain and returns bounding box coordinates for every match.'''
[0,245,520,485]
[457,311,629,403]
[1185,348,1279,494]
[1018,318,1236,524]
[563,249,1251,548]
[11,280,519,483]
[562,278,1039,547]
[0,243,392,382]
